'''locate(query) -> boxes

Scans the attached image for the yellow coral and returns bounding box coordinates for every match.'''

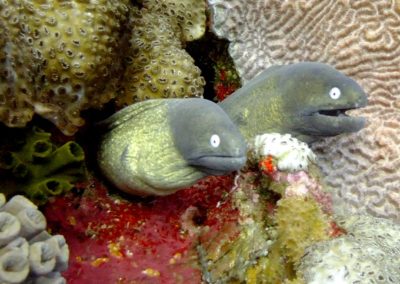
[0,0,130,135]
[116,4,205,106]
[251,196,330,283]
[275,197,330,263]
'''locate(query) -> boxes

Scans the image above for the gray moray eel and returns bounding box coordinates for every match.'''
[97,98,247,196]
[219,62,368,143]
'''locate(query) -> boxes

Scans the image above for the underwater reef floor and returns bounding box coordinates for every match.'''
[44,175,242,283]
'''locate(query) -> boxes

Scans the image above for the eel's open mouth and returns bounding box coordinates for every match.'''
[188,155,247,176]
[317,108,352,117]
[303,106,366,136]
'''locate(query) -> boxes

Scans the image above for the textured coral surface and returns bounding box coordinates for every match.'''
[116,2,206,106]
[208,0,400,222]
[0,0,130,135]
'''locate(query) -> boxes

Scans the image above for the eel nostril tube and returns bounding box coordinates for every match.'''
[0,195,37,215]
[29,242,56,276]
[47,235,69,272]
[0,212,21,247]
[30,272,67,284]
[0,237,29,257]
[0,194,69,282]
[16,208,47,239]
[0,194,5,208]
[0,248,30,284]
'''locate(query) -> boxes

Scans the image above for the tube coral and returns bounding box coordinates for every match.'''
[0,194,69,284]
[0,126,85,204]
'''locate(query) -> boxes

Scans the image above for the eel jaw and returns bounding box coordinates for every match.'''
[306,107,366,136]
[188,155,247,176]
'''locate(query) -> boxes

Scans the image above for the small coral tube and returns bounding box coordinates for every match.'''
[0,152,30,179]
[0,152,18,170]
[12,163,30,179]
[31,140,54,161]
[26,178,74,200]
[45,142,84,174]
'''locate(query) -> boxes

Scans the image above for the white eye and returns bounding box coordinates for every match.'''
[210,134,220,148]
[329,87,341,100]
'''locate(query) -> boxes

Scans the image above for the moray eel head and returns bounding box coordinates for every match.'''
[170,99,247,176]
[279,62,368,142]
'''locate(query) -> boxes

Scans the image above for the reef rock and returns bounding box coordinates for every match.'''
[299,214,400,283]
[0,194,69,284]
[208,0,400,222]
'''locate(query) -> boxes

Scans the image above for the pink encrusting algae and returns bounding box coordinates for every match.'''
[43,175,240,283]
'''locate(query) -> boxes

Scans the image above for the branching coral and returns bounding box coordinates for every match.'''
[0,194,69,284]
[298,214,400,283]
[116,1,206,106]
[0,0,130,135]
[0,126,85,204]
[207,0,400,222]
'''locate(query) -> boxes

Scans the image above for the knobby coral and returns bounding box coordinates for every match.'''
[0,194,69,284]
[0,126,85,204]
[115,0,206,106]
[0,0,130,135]
[0,0,208,134]
[208,0,400,222]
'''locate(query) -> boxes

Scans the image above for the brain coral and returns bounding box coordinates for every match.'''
[0,0,130,135]
[116,1,206,106]
[208,0,400,222]
[298,214,400,283]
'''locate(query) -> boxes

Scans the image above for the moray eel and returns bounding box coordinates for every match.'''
[97,98,247,196]
[219,62,368,143]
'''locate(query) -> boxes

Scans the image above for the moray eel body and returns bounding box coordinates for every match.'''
[98,98,246,196]
[219,62,368,143]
